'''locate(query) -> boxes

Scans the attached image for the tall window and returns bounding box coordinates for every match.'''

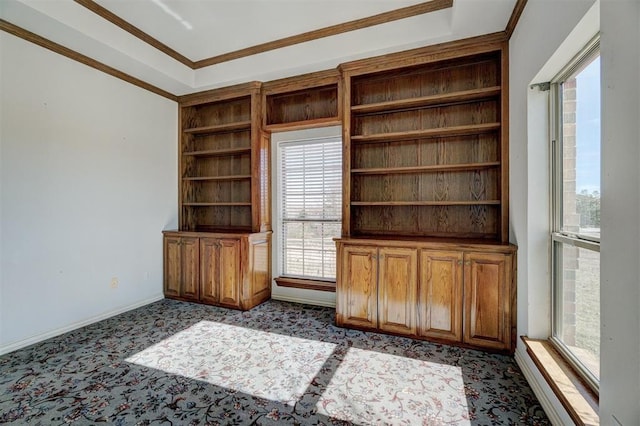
[551,38,600,391]
[277,135,342,281]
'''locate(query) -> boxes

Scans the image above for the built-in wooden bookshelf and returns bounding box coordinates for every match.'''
[341,43,509,242]
[335,34,516,353]
[165,83,272,311]
[263,69,341,132]
[179,82,269,233]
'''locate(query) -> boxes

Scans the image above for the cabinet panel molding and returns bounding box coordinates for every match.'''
[378,247,418,335]
[336,244,378,329]
[463,252,512,351]
[199,238,219,304]
[418,250,463,341]
[218,239,241,308]
[163,236,182,298]
[181,237,200,301]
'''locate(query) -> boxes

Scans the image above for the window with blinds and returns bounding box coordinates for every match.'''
[278,136,342,281]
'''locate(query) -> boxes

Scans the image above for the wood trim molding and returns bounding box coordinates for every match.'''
[74,0,195,68]
[193,0,453,68]
[338,31,508,75]
[74,0,453,70]
[274,277,336,292]
[262,69,340,95]
[177,81,262,106]
[0,19,178,101]
[522,337,599,426]
[505,0,528,39]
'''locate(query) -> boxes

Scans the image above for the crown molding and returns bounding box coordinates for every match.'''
[74,0,195,68]
[0,19,178,101]
[193,0,453,69]
[505,0,528,39]
[74,0,453,70]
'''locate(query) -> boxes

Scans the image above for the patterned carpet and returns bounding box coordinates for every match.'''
[0,299,549,425]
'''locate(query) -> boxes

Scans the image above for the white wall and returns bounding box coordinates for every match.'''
[510,0,597,342]
[511,0,640,424]
[599,1,640,423]
[508,0,596,421]
[0,33,178,353]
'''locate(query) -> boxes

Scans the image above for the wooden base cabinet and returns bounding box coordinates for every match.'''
[463,252,514,351]
[163,231,271,310]
[378,248,418,336]
[337,245,418,334]
[337,245,378,329]
[418,250,463,343]
[336,238,516,353]
[164,235,200,301]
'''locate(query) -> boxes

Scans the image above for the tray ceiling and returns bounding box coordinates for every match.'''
[0,0,518,96]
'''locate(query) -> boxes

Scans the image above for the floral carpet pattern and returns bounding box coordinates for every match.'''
[0,299,549,425]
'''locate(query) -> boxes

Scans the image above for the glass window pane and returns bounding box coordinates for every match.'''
[556,242,600,381]
[561,56,600,239]
[279,137,341,280]
[552,44,600,390]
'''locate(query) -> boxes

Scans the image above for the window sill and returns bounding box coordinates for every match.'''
[522,337,599,425]
[274,277,336,292]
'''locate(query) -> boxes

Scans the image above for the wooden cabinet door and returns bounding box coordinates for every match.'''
[418,250,463,342]
[378,247,418,335]
[463,252,512,350]
[163,236,181,298]
[200,238,219,304]
[218,239,241,308]
[180,237,200,301]
[336,245,378,329]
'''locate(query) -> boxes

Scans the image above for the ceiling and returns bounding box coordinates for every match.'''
[0,0,518,96]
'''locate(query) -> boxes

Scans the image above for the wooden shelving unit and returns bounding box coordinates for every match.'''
[262,69,341,132]
[183,148,252,157]
[336,34,517,353]
[164,82,272,311]
[349,86,502,114]
[341,45,509,242]
[183,121,252,134]
[178,82,269,233]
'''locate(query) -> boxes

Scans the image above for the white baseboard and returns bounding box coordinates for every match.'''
[0,294,164,356]
[271,294,336,308]
[515,345,570,426]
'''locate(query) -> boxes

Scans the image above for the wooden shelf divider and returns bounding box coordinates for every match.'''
[350,86,501,114]
[182,175,252,181]
[351,162,501,175]
[182,147,251,157]
[182,202,252,207]
[351,123,501,143]
[264,116,340,132]
[183,121,252,135]
[350,200,501,206]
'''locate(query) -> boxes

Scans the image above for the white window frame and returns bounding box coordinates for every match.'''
[550,36,601,393]
[272,127,342,283]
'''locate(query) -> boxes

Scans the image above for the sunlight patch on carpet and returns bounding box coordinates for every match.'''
[316,347,471,425]
[125,321,335,406]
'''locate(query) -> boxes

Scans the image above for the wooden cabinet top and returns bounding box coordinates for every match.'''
[163,230,271,240]
[335,236,516,253]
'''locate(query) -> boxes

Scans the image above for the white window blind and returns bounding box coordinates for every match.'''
[279,137,342,280]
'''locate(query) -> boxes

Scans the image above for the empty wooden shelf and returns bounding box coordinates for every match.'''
[164,82,272,311]
[336,34,516,353]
